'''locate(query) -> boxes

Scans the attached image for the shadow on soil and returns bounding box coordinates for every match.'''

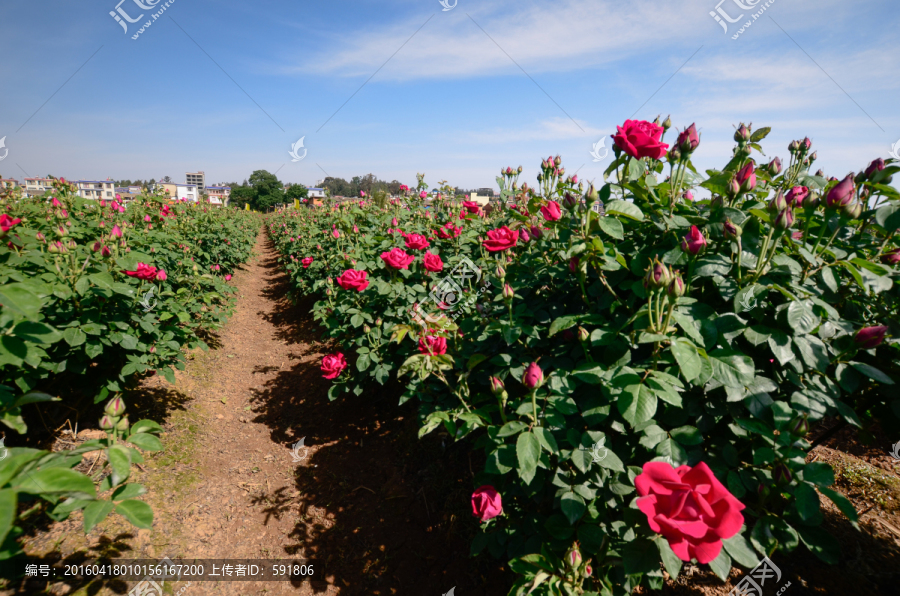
[246,241,511,596]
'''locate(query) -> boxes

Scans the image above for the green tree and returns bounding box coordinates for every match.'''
[230,185,256,209]
[248,170,284,211]
[286,184,308,202]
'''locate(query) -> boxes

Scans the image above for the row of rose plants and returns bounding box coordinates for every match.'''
[268,120,899,596]
[0,181,259,568]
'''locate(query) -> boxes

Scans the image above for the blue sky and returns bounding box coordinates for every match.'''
[1,0,898,191]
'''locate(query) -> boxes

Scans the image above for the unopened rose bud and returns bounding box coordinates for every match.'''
[584,564,593,578]
[105,397,126,417]
[683,190,694,201]
[577,327,589,343]
[644,258,672,291]
[768,190,787,213]
[530,225,543,240]
[768,157,783,176]
[734,123,751,143]
[502,283,514,301]
[789,414,809,437]
[490,376,505,395]
[56,225,68,237]
[554,155,561,167]
[668,272,686,299]
[773,463,792,485]
[585,184,599,204]
[99,415,117,430]
[566,545,583,570]
[563,192,577,210]
[116,416,130,433]
[758,483,770,499]
[844,200,863,220]
[775,207,795,230]
[663,115,672,130]
[496,265,506,280]
[789,140,801,153]
[91,241,101,252]
[723,218,742,240]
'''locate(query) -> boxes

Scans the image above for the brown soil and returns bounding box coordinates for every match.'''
[7,233,900,596]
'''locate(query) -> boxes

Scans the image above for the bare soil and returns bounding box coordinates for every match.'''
[7,233,900,596]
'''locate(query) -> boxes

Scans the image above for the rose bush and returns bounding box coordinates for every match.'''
[269,121,900,595]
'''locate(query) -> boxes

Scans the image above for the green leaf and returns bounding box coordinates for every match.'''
[516,432,541,482]
[749,126,771,142]
[803,462,834,487]
[0,284,42,320]
[83,500,115,533]
[0,490,17,546]
[787,301,820,334]
[820,487,858,529]
[129,420,163,435]
[126,433,162,452]
[111,483,147,501]
[656,438,688,466]
[596,216,624,240]
[796,524,841,565]
[622,538,658,575]
[670,426,703,446]
[849,362,894,385]
[604,199,644,221]
[12,322,61,345]
[671,339,701,382]
[707,548,732,581]
[107,444,132,487]
[466,354,487,371]
[14,392,59,408]
[533,427,558,453]
[14,469,96,498]
[794,483,821,522]
[63,328,87,348]
[722,533,760,568]
[709,349,755,388]
[617,383,658,426]
[114,499,153,529]
[694,254,733,277]
[656,537,682,579]
[560,491,586,525]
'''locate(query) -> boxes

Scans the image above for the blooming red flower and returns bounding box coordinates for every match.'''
[734,161,757,193]
[462,201,480,214]
[612,119,669,160]
[423,252,444,272]
[321,353,347,379]
[124,263,159,280]
[436,222,462,239]
[336,269,369,291]
[302,257,314,268]
[540,200,562,222]
[155,269,167,281]
[405,233,431,250]
[483,226,519,252]
[418,335,447,355]
[381,248,415,269]
[0,214,22,234]
[635,461,745,564]
[471,486,503,522]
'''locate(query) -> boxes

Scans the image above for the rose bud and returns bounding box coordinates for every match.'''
[853,325,888,350]
[577,327,590,343]
[105,397,126,417]
[826,174,855,208]
[734,123,751,143]
[667,272,686,298]
[644,258,672,290]
[786,186,809,206]
[584,184,599,205]
[768,157,783,176]
[554,155,562,167]
[735,161,757,193]
[116,416,130,433]
[566,545,583,570]
[789,140,801,154]
[710,195,725,209]
[584,564,593,578]
[802,137,813,152]
[677,123,700,153]
[789,414,810,437]
[683,190,694,201]
[681,226,707,255]
[775,207,795,230]
[668,146,682,163]
[844,200,863,220]
[773,463,792,485]
[563,192,577,210]
[758,483,770,499]
[495,265,506,280]
[490,376,505,395]
[99,415,117,431]
[522,362,544,389]
[56,224,68,237]
[723,218,742,240]
[768,190,788,213]
[569,256,579,273]
[519,229,531,243]
[375,318,383,326]
[880,249,900,265]
[727,177,740,198]
[809,151,817,163]
[502,283,515,301]
[864,158,885,180]
[91,241,101,252]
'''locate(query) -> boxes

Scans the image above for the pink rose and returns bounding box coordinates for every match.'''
[471,486,503,522]
[381,248,415,269]
[302,257,314,268]
[418,335,447,355]
[336,269,369,291]
[635,461,745,564]
[0,214,22,235]
[423,252,444,272]
[522,362,543,389]
[224,274,232,281]
[612,119,669,160]
[321,353,347,379]
[462,201,480,214]
[155,269,167,281]
[681,226,707,255]
[405,233,431,250]
[786,186,809,206]
[124,263,158,280]
[483,226,519,252]
[540,200,562,222]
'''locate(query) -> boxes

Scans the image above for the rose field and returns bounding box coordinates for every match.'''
[2,120,900,596]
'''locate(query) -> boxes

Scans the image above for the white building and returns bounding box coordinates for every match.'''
[206,186,231,207]
[76,180,116,200]
[307,188,325,199]
[23,177,54,197]
[186,171,205,190]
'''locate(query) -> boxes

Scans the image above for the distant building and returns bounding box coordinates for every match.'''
[116,192,139,204]
[23,177,54,197]
[186,171,205,190]
[117,186,143,195]
[477,187,494,197]
[206,186,231,207]
[76,180,116,200]
[468,192,491,206]
[307,188,326,199]
[156,182,198,202]
[0,179,18,190]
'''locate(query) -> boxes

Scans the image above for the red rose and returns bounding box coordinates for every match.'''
[483,226,519,252]
[423,252,444,272]
[437,222,462,239]
[124,263,158,280]
[302,257,314,268]
[381,248,415,269]
[635,461,745,564]
[540,200,562,222]
[612,119,669,160]
[336,269,369,291]
[321,353,347,379]
[853,325,887,350]
[471,485,503,522]
[418,335,447,355]
[462,201,480,214]
[405,233,431,250]
[0,214,22,235]
[786,186,809,206]
[680,225,707,256]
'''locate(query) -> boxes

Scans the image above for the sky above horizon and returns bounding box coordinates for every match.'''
[1,0,899,191]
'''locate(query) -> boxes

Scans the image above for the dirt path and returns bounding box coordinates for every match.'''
[16,233,508,596]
